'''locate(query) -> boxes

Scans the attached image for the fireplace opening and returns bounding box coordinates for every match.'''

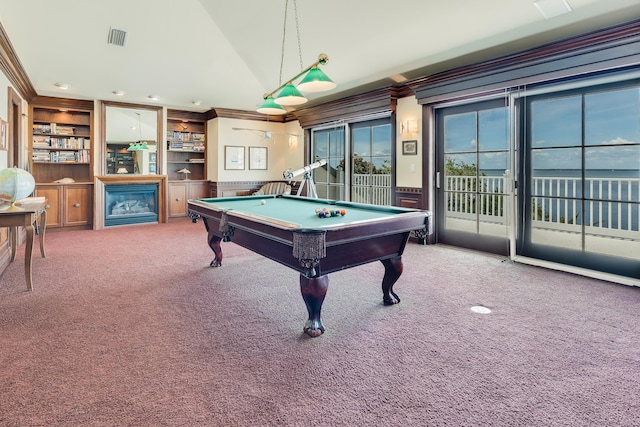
[105,183,158,226]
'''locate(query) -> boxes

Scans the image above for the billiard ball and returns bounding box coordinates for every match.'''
[260,199,266,205]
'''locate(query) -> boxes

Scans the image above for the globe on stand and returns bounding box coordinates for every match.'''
[0,167,36,211]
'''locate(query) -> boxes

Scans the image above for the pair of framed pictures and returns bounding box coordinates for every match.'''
[224,145,267,170]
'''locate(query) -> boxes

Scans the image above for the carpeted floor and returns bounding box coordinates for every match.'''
[1,220,639,426]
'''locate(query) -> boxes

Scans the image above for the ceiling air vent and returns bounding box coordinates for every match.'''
[107,28,127,47]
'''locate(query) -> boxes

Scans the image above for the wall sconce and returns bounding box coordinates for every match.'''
[401,119,418,135]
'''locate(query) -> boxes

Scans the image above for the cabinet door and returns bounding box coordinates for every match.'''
[64,185,93,226]
[187,181,209,200]
[169,183,188,217]
[35,186,62,228]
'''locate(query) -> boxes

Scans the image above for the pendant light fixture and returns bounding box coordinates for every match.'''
[257,0,336,115]
[127,113,149,151]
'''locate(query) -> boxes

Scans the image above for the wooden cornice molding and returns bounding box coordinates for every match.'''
[206,107,286,123]
[167,109,207,122]
[31,95,93,111]
[409,18,640,98]
[292,87,400,128]
[0,22,37,101]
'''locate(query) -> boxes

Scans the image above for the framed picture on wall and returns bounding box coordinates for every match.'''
[402,140,417,155]
[225,145,245,170]
[0,119,7,151]
[249,146,267,170]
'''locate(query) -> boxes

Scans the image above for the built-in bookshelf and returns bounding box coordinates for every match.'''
[166,110,208,218]
[29,99,94,183]
[166,111,207,181]
[29,97,95,230]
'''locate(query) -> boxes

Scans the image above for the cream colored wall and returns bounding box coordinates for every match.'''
[207,117,304,182]
[395,96,422,188]
[0,73,10,170]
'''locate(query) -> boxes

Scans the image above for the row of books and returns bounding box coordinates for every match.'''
[33,123,76,135]
[167,131,205,142]
[169,141,205,152]
[33,136,90,149]
[32,149,90,163]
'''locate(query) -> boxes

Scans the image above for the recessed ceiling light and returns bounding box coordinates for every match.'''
[389,74,407,83]
[112,90,126,96]
[191,100,202,106]
[533,0,572,19]
[54,82,70,89]
[148,95,160,101]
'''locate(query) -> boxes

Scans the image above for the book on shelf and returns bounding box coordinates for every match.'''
[32,124,51,134]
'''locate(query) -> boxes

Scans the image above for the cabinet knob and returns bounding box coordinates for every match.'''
[45,204,50,209]
[175,198,181,202]
[74,203,81,208]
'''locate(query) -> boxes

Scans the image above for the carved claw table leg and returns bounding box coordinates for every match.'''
[381,256,403,305]
[300,274,329,337]
[208,234,223,267]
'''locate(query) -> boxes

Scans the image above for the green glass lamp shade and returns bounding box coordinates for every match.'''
[257,97,287,115]
[127,142,149,151]
[275,84,308,106]
[297,67,336,93]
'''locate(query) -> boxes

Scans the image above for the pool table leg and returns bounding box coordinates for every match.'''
[381,255,403,305]
[300,274,329,337]
[202,218,222,267]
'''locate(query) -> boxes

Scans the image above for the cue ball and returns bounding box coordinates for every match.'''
[261,199,266,205]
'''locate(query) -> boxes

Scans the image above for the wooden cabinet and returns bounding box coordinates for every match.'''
[35,184,93,230]
[166,110,207,181]
[169,181,209,218]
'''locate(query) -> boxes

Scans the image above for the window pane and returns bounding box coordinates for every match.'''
[445,112,476,153]
[330,129,345,158]
[531,147,582,198]
[478,152,507,177]
[585,88,640,146]
[371,157,392,174]
[531,96,581,148]
[479,108,508,151]
[372,124,392,156]
[314,132,329,159]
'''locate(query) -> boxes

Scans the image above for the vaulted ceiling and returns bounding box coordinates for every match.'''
[0,0,639,114]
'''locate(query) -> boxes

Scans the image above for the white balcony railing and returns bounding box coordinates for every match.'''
[352,174,392,205]
[445,174,640,239]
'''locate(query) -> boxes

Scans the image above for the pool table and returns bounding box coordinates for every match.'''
[188,195,430,337]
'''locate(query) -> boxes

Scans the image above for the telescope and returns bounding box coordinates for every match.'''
[283,159,327,180]
[283,159,327,198]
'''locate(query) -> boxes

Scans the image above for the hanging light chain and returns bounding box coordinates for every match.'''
[293,0,303,71]
[278,0,289,86]
[278,0,304,86]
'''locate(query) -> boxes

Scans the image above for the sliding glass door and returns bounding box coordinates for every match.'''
[519,83,640,277]
[435,99,511,255]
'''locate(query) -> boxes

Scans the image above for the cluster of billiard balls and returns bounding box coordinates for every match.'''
[315,207,347,218]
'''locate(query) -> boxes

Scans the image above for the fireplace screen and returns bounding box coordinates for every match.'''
[105,183,158,226]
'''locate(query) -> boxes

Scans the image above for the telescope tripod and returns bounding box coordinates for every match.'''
[296,171,318,198]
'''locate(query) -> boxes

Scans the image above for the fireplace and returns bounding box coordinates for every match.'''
[95,175,167,229]
[104,183,158,226]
